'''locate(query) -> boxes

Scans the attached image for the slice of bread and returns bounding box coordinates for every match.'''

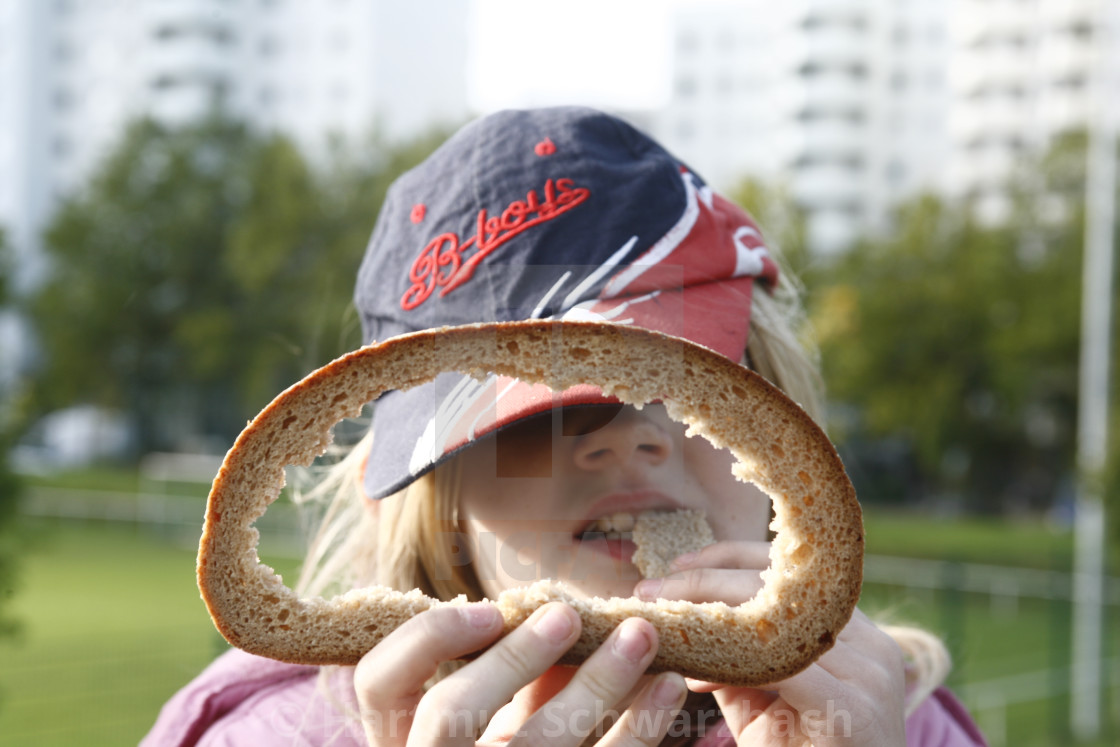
[631,509,715,580]
[197,320,864,686]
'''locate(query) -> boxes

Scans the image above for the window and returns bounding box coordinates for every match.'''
[258,35,281,56]
[674,76,697,98]
[258,85,278,107]
[1054,73,1086,90]
[677,31,699,54]
[1068,20,1093,41]
[886,159,907,184]
[51,135,72,159]
[54,39,76,62]
[53,87,75,111]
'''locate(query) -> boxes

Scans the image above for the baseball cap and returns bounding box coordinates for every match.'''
[354,106,778,499]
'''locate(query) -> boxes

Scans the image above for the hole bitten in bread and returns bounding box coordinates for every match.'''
[197,320,863,687]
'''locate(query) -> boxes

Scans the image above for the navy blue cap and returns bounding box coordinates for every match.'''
[354,107,778,499]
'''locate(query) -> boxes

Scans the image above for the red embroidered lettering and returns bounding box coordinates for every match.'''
[500,201,527,231]
[400,178,590,310]
[401,233,463,309]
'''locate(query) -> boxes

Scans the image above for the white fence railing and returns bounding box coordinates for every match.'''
[864,553,1120,605]
[19,487,1119,745]
[20,486,307,556]
[864,555,1119,746]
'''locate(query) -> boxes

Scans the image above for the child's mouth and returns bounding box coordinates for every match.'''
[575,513,639,563]
[575,531,637,563]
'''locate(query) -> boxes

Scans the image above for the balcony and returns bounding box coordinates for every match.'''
[144,35,231,88]
[140,0,234,32]
[948,145,1020,193]
[782,27,869,71]
[1037,89,1092,133]
[783,73,871,113]
[1038,0,1095,28]
[951,99,1033,140]
[794,120,867,159]
[952,1,1032,45]
[790,162,866,210]
[952,47,1032,96]
[793,1,869,32]
[1040,33,1096,82]
[147,84,221,127]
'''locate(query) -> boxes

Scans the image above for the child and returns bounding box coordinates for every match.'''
[144,107,987,745]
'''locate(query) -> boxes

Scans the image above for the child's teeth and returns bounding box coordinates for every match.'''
[611,512,636,532]
[588,512,637,534]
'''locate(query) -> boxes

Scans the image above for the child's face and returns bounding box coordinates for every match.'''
[456,404,772,599]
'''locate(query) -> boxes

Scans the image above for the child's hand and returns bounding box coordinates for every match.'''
[352,601,688,745]
[635,541,907,746]
[634,539,771,604]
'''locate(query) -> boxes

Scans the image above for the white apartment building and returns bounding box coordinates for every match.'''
[1,0,1112,279]
[654,0,953,253]
[0,0,41,267]
[0,0,471,283]
[948,0,1103,222]
[0,0,471,389]
[654,0,1111,251]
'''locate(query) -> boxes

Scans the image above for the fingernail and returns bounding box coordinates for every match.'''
[635,579,662,601]
[460,604,499,629]
[533,605,574,642]
[652,674,685,709]
[671,551,698,570]
[613,620,653,663]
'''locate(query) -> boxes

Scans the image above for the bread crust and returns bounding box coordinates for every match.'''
[197,320,863,686]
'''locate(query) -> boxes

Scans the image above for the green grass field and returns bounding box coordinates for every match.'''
[0,508,1115,746]
[0,520,300,746]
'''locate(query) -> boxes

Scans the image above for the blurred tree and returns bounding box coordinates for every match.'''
[813,185,1083,514]
[30,116,261,451]
[26,115,449,454]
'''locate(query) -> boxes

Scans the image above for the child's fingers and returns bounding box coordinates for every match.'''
[668,540,771,572]
[506,617,663,745]
[477,667,576,744]
[720,693,815,745]
[634,566,765,604]
[633,540,769,602]
[712,609,907,745]
[407,604,586,743]
[774,610,905,712]
[596,672,690,745]
[407,602,583,744]
[353,602,505,746]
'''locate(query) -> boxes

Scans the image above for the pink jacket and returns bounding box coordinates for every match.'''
[143,649,987,746]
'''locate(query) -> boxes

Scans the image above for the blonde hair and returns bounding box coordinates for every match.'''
[293,276,949,717]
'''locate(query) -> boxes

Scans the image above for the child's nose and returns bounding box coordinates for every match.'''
[570,410,673,472]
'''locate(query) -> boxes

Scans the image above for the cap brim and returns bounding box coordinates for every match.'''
[362,278,754,499]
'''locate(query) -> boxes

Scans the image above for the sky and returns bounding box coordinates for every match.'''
[467,0,679,112]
